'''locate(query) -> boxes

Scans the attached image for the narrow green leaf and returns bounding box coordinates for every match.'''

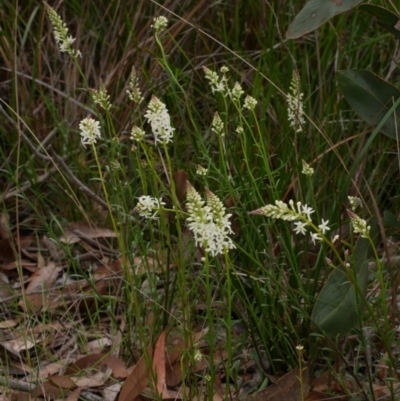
[359,4,400,39]
[337,70,400,139]
[286,0,363,39]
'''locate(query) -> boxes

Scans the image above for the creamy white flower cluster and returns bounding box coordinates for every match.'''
[287,71,305,133]
[196,165,208,176]
[79,118,101,148]
[90,81,111,111]
[348,196,362,212]
[186,183,235,257]
[132,196,165,220]
[130,126,145,141]
[144,96,175,144]
[301,160,314,176]
[211,112,224,136]
[127,67,144,104]
[44,2,81,58]
[347,209,370,238]
[203,66,229,94]
[243,95,257,111]
[151,16,168,33]
[144,96,175,145]
[250,200,330,245]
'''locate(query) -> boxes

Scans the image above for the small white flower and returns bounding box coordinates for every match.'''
[310,232,322,245]
[194,348,202,362]
[196,165,208,176]
[133,196,165,220]
[231,82,244,100]
[301,160,314,176]
[301,204,314,221]
[151,16,168,33]
[243,95,257,111]
[44,2,81,58]
[79,118,101,148]
[130,126,145,142]
[144,96,175,144]
[294,221,307,235]
[220,66,229,74]
[236,126,244,134]
[318,219,330,234]
[332,234,339,244]
[348,196,362,212]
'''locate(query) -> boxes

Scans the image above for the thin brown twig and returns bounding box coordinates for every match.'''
[0,375,35,392]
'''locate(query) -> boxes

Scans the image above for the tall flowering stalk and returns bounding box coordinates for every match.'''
[186,183,235,257]
[44,2,81,58]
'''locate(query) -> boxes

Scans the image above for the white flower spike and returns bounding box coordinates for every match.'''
[79,118,101,148]
[186,183,235,257]
[44,2,81,58]
[287,71,305,133]
[144,96,175,145]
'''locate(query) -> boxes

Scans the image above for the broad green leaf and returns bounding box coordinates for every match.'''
[337,70,400,139]
[286,0,363,39]
[383,210,400,238]
[359,4,400,39]
[311,218,377,337]
[383,210,400,230]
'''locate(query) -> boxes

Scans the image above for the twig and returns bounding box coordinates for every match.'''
[72,229,118,256]
[0,375,35,392]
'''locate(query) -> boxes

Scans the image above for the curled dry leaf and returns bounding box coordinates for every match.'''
[66,354,128,379]
[19,262,62,312]
[71,365,112,387]
[245,367,309,401]
[59,223,117,244]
